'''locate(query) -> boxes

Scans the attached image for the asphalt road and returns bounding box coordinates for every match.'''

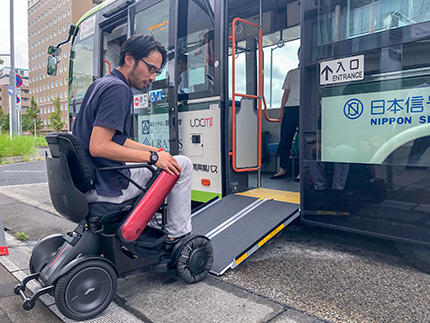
[0,161,47,186]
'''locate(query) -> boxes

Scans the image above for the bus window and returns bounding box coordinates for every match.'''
[69,16,95,104]
[318,0,430,45]
[134,0,169,81]
[263,38,300,109]
[132,0,170,151]
[102,24,127,76]
[177,0,215,97]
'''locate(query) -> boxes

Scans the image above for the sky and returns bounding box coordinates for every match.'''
[0,0,28,69]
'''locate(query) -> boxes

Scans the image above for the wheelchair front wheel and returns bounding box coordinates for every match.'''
[176,236,213,284]
[54,259,117,321]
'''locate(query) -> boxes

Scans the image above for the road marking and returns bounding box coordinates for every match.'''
[1,171,44,173]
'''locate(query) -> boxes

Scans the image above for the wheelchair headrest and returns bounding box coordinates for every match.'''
[46,133,96,193]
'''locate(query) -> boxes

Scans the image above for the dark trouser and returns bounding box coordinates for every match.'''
[279,106,299,170]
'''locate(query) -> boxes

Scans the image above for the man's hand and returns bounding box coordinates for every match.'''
[155,151,182,175]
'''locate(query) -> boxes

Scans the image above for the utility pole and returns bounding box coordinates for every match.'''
[9,0,18,138]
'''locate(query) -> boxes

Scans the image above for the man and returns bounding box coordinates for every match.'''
[271,48,300,179]
[72,34,192,241]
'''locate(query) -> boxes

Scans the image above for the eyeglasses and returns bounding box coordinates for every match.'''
[140,58,163,76]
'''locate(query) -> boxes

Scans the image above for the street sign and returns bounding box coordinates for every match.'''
[8,86,13,96]
[16,88,21,109]
[16,74,23,88]
[320,55,364,85]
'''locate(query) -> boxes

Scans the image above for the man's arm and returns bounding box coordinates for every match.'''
[124,138,158,152]
[89,126,181,175]
[280,88,290,122]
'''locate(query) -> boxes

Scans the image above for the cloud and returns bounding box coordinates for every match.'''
[0,0,28,69]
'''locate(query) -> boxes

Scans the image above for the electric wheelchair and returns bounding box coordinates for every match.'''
[14,133,213,321]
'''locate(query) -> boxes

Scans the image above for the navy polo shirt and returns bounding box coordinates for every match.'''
[72,69,133,197]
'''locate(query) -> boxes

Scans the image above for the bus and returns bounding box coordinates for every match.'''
[47,0,430,274]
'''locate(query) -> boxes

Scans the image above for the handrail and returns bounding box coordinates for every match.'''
[231,17,263,173]
[104,59,111,74]
[263,95,281,122]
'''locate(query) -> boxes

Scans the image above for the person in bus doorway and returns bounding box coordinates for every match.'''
[271,47,300,179]
[72,34,193,243]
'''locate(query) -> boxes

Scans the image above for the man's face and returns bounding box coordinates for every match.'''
[129,50,163,90]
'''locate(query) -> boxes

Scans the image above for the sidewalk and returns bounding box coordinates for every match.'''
[0,184,322,323]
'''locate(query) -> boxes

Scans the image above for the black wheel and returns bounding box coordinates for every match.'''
[30,234,64,274]
[14,284,22,295]
[176,236,213,284]
[54,260,117,321]
[395,242,430,274]
[22,299,34,311]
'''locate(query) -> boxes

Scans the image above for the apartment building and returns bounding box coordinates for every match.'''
[27,0,92,131]
[0,67,30,115]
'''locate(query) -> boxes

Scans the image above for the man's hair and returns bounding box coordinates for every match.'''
[119,34,167,68]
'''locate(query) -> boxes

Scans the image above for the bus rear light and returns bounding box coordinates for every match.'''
[201,179,210,186]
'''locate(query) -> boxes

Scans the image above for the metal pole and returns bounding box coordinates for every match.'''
[270,48,273,108]
[9,0,17,137]
[257,0,262,188]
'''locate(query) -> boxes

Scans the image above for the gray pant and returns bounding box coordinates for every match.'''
[310,162,350,191]
[86,155,193,238]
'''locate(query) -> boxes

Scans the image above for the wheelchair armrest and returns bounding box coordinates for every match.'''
[98,164,162,194]
[98,163,157,175]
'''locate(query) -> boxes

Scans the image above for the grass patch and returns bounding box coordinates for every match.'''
[15,232,29,241]
[0,135,47,158]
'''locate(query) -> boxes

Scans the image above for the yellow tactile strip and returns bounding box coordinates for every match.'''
[235,188,300,204]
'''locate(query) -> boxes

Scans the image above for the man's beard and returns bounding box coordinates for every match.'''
[129,63,147,90]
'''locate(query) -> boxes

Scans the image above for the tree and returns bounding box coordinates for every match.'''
[0,108,9,133]
[22,97,42,135]
[49,97,65,132]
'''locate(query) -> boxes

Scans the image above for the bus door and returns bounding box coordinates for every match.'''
[128,0,172,152]
[226,0,301,202]
[175,0,224,203]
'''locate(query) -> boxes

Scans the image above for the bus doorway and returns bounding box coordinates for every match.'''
[226,0,301,203]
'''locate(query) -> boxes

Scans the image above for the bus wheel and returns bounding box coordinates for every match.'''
[395,243,430,274]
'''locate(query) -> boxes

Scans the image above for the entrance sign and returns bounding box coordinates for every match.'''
[321,85,430,164]
[320,55,364,85]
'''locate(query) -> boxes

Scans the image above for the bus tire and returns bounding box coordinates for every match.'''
[395,242,430,274]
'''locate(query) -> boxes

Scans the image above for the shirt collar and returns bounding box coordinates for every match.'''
[111,69,129,87]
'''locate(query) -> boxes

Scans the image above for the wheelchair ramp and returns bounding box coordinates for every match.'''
[191,193,299,275]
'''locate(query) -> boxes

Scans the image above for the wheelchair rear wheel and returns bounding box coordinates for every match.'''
[176,236,213,283]
[54,259,117,321]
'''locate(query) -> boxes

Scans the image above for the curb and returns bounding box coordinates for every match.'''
[0,148,47,165]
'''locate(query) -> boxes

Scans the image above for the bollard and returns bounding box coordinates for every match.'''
[0,213,8,256]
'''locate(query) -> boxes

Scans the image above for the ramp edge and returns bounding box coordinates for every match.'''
[211,209,300,275]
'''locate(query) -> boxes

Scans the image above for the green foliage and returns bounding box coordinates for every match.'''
[49,97,65,132]
[0,135,48,157]
[22,97,43,135]
[15,232,29,241]
[34,136,48,147]
[0,109,9,132]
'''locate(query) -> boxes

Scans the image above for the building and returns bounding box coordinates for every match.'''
[0,67,30,115]
[27,0,93,131]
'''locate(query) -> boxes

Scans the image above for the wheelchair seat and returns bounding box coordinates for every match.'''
[45,133,136,227]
